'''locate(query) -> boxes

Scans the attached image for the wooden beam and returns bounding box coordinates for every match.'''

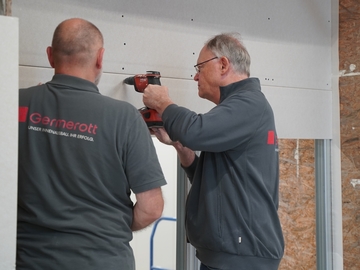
[5,0,11,16]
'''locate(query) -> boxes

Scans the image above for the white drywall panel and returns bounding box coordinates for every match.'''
[13,0,331,92]
[263,86,332,139]
[20,66,331,140]
[0,16,19,270]
[14,0,333,138]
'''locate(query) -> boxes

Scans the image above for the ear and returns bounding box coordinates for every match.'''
[46,46,55,68]
[220,56,230,75]
[96,47,105,69]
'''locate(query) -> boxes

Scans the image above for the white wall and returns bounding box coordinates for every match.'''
[13,0,333,139]
[0,15,19,270]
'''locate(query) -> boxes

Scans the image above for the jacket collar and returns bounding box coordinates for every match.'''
[219,77,260,103]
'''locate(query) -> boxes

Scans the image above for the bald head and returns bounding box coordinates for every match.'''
[51,18,103,67]
[47,18,105,84]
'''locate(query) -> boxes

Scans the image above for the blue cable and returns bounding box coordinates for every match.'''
[150,217,176,270]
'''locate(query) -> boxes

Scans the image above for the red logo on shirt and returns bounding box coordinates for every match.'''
[19,107,29,122]
[19,107,98,135]
[29,112,98,135]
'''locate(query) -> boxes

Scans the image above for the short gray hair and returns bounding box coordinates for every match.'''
[205,33,251,76]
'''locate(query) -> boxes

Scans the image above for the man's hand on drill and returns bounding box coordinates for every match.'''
[143,85,173,116]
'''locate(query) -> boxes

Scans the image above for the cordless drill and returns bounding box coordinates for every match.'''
[123,71,163,128]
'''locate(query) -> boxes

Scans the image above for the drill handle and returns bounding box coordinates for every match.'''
[147,76,161,86]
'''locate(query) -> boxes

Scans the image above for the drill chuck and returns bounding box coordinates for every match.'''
[123,76,135,85]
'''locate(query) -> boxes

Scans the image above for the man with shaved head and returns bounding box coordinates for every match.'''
[48,18,105,84]
[17,18,166,270]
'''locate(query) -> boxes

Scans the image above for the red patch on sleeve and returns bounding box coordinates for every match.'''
[267,130,275,144]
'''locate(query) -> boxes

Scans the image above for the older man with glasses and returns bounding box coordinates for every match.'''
[143,33,284,270]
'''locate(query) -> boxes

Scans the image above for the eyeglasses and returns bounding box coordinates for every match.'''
[194,56,218,73]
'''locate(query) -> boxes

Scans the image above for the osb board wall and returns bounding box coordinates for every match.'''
[278,139,316,270]
[277,1,360,269]
[340,1,360,269]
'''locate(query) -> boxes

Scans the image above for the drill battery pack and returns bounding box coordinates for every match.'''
[138,107,163,128]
